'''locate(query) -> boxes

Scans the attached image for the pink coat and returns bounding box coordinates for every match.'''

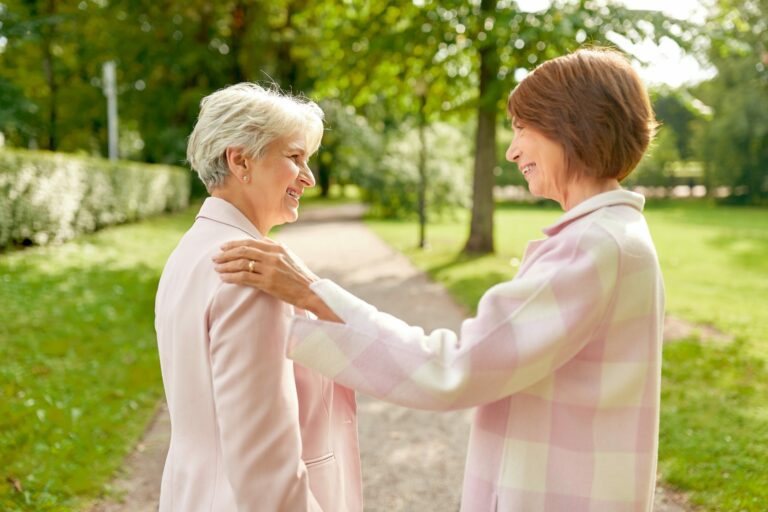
[287,190,665,511]
[155,197,362,511]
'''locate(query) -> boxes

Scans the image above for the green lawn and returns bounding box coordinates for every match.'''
[367,201,768,512]
[0,205,199,511]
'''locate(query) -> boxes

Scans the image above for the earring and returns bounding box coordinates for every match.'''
[242,175,249,183]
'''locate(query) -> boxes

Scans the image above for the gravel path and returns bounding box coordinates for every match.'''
[89,204,690,512]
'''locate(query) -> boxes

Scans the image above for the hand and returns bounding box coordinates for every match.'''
[212,239,341,323]
[213,238,318,307]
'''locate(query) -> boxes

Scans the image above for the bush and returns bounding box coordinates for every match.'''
[360,122,472,218]
[0,148,190,250]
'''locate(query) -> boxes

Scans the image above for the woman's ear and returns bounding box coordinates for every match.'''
[225,147,250,182]
[225,147,245,172]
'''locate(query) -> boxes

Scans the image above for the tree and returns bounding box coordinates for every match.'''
[301,1,695,252]
[691,0,768,203]
[455,0,696,252]
[297,0,468,247]
[652,88,704,160]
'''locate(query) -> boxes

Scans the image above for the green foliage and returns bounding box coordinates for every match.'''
[315,99,386,194]
[1,0,719,253]
[651,89,705,160]
[0,204,199,511]
[688,0,768,203]
[0,149,190,250]
[626,126,681,187]
[0,77,37,141]
[362,122,472,218]
[317,100,471,219]
[367,200,768,510]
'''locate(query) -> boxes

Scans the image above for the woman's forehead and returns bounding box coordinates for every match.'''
[274,132,307,153]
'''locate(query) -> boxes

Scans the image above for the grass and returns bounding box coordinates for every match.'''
[366,200,768,511]
[0,205,199,511]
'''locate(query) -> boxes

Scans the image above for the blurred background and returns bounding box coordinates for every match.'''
[1,0,766,511]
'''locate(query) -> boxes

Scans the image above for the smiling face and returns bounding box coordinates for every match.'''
[506,120,570,206]
[244,131,316,232]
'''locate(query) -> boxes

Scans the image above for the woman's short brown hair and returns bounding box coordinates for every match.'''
[507,47,657,181]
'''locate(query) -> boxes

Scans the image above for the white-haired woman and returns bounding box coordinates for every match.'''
[155,83,361,512]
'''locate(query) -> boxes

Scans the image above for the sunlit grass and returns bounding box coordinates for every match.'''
[0,205,199,511]
[367,200,768,511]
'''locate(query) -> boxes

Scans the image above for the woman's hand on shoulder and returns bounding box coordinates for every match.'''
[212,239,319,310]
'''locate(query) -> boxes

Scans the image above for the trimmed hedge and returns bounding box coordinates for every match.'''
[0,148,190,249]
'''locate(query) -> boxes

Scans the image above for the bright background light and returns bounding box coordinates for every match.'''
[514,0,715,87]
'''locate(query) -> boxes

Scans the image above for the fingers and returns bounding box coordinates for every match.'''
[215,239,287,266]
[220,238,282,253]
[213,245,266,264]
[214,259,261,275]
[219,270,263,288]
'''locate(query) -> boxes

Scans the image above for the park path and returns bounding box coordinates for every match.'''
[90,204,689,512]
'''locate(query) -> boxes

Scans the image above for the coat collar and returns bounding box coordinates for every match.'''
[542,189,645,237]
[196,197,263,239]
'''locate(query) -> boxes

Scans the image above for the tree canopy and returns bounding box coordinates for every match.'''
[1,0,765,234]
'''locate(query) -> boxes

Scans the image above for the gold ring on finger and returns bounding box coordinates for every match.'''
[248,260,256,273]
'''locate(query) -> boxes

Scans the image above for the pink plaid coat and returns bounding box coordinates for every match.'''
[287,190,665,511]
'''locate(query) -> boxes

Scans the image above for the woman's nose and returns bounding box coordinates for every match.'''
[300,164,316,187]
[506,142,520,163]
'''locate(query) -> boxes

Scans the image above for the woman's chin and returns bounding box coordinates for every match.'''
[282,209,300,224]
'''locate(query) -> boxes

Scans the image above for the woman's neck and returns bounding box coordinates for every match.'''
[211,185,271,235]
[561,177,621,211]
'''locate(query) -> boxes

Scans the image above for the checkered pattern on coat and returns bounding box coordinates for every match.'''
[288,190,665,512]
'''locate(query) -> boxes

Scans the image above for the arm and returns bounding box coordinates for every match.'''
[287,228,620,411]
[208,283,322,511]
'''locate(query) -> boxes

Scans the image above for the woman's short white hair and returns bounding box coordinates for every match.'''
[187,83,324,192]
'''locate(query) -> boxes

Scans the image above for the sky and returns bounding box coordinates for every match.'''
[515,0,716,88]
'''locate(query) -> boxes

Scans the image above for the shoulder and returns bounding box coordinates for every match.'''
[588,205,657,261]
[535,210,623,271]
[567,206,660,285]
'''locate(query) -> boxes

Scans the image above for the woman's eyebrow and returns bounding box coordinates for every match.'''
[285,143,306,154]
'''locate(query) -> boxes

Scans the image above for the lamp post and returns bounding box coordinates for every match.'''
[102,61,119,160]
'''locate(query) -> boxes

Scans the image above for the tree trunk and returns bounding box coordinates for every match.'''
[42,0,57,151]
[230,0,247,82]
[463,0,499,254]
[317,153,331,197]
[417,92,428,249]
[276,1,300,89]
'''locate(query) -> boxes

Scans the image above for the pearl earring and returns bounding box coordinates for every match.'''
[242,175,249,183]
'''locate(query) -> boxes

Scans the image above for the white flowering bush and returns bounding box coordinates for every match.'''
[0,149,190,249]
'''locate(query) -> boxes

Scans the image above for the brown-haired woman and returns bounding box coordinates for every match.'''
[214,47,665,511]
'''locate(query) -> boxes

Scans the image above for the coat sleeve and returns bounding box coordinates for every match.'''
[287,227,620,411]
[208,283,322,511]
